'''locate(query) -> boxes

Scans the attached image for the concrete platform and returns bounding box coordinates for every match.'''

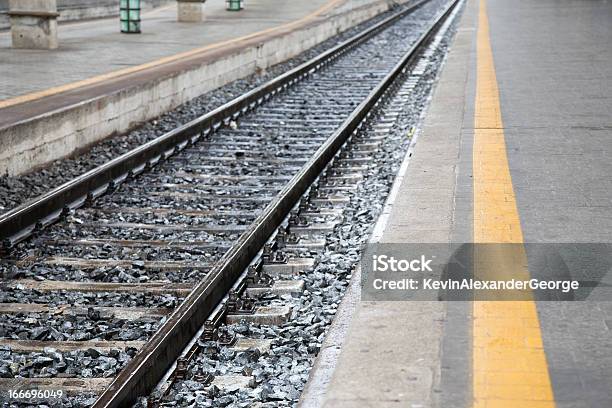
[0,0,331,100]
[0,0,405,175]
[305,0,612,406]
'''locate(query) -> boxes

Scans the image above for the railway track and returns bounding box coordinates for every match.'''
[0,0,461,406]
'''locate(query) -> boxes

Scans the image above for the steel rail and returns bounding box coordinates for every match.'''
[92,0,461,406]
[0,0,431,250]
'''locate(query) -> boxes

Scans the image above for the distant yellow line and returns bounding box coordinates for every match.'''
[0,0,344,110]
[472,0,555,407]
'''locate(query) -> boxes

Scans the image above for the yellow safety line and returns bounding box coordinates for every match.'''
[0,0,345,109]
[472,0,555,406]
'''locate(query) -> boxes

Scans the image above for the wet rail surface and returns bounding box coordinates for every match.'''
[0,0,461,406]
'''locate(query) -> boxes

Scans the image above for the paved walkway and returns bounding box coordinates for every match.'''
[0,0,356,101]
[319,0,612,406]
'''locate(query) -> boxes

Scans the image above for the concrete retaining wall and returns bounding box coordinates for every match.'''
[0,0,402,175]
[0,0,172,30]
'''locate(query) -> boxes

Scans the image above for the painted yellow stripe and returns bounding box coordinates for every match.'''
[0,0,344,109]
[472,0,555,407]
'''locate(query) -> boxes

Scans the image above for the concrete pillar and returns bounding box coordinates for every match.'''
[177,0,206,22]
[8,0,59,49]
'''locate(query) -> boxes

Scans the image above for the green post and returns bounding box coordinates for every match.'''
[226,0,243,11]
[120,0,141,33]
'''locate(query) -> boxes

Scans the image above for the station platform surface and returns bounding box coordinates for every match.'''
[0,0,371,131]
[0,0,332,101]
[317,0,612,406]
